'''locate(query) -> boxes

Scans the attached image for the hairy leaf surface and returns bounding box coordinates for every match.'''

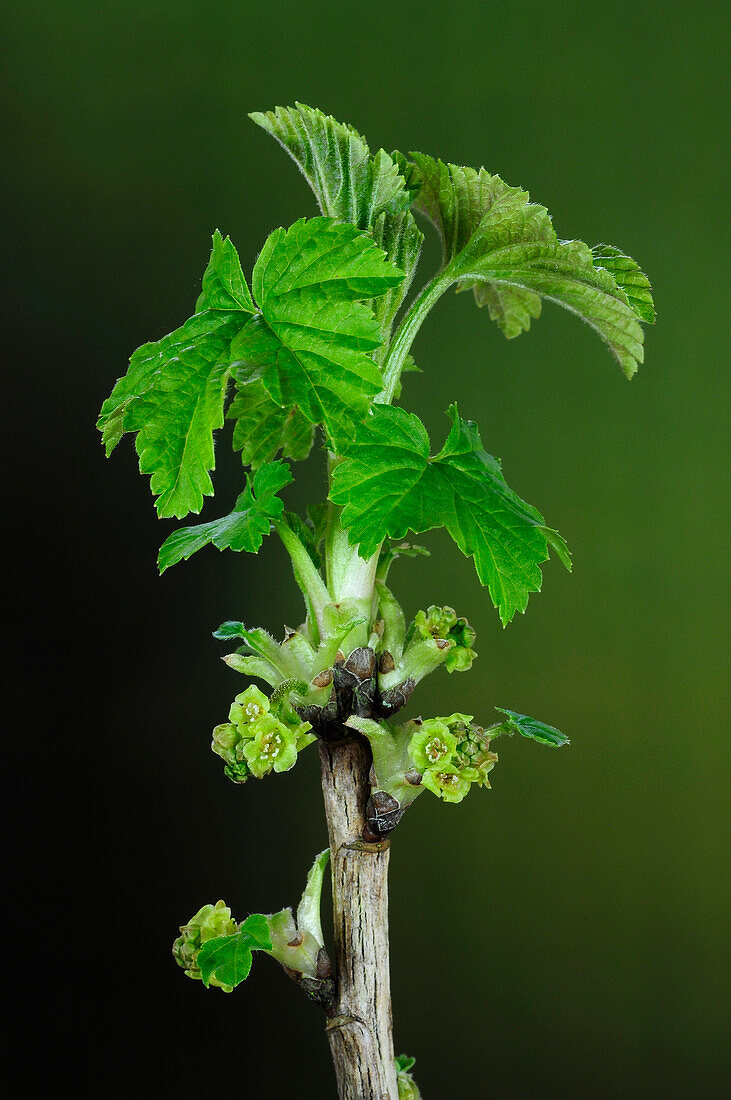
[330,405,570,623]
[250,103,411,228]
[251,104,423,346]
[409,154,654,376]
[158,461,292,573]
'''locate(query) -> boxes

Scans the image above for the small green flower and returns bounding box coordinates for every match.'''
[408,719,458,772]
[421,763,474,803]
[411,606,477,673]
[229,684,270,731]
[243,714,298,778]
[172,900,238,990]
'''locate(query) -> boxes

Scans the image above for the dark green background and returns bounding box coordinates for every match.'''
[9,1,728,1096]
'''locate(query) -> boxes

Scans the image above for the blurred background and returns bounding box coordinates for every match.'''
[6,1,728,1096]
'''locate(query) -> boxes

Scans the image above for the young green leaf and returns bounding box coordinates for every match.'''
[231,217,404,449]
[250,104,423,348]
[100,218,402,514]
[369,209,424,353]
[249,103,412,229]
[239,912,274,949]
[98,232,257,518]
[157,460,292,573]
[492,707,569,746]
[409,154,653,377]
[330,405,570,624]
[196,230,256,313]
[197,914,273,990]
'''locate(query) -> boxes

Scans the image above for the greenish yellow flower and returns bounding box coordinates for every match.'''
[229,684,270,731]
[407,719,458,772]
[172,900,238,990]
[243,714,298,778]
[421,763,475,803]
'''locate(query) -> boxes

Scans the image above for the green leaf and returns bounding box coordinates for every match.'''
[330,405,570,624]
[250,105,423,348]
[98,233,256,518]
[409,154,653,377]
[100,217,402,513]
[231,217,404,449]
[493,707,569,747]
[197,933,253,989]
[195,914,272,990]
[249,103,412,229]
[239,912,274,950]
[98,312,240,518]
[157,460,292,573]
[591,244,656,324]
[197,229,256,313]
[212,621,250,641]
[228,380,315,468]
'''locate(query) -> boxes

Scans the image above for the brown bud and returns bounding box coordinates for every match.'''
[344,646,377,680]
[312,669,333,688]
[379,650,396,674]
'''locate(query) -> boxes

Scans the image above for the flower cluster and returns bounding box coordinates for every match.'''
[406,712,497,804]
[212,685,313,783]
[408,605,477,672]
[172,900,238,990]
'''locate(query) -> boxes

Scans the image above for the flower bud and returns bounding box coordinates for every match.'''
[411,605,477,673]
[172,900,238,989]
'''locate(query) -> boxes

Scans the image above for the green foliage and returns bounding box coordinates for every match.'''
[197,914,273,991]
[228,382,314,469]
[409,154,652,377]
[104,106,653,1075]
[177,851,331,995]
[157,461,292,573]
[230,216,404,449]
[250,102,423,348]
[99,217,402,518]
[330,404,570,623]
[491,707,570,747]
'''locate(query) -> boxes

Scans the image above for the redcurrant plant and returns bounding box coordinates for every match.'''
[99,104,654,1099]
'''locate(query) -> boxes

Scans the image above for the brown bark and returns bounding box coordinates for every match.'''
[319,739,398,1100]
